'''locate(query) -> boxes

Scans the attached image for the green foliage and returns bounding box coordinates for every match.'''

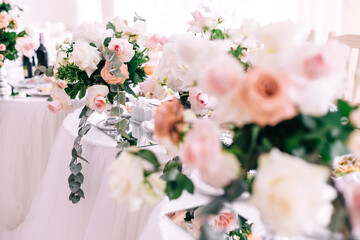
[230,45,250,71]
[161,157,194,199]
[0,30,19,61]
[68,106,93,204]
[227,216,253,240]
[210,29,225,40]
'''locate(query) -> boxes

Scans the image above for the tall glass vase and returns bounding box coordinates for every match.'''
[96,100,130,141]
[0,67,11,99]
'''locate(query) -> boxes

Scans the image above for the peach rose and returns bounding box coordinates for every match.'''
[240,67,297,126]
[198,54,244,97]
[0,44,6,51]
[144,63,156,75]
[85,85,109,114]
[101,61,129,85]
[48,99,62,114]
[154,98,184,145]
[209,210,238,232]
[0,54,4,61]
[167,210,187,225]
[0,12,9,29]
[108,38,135,63]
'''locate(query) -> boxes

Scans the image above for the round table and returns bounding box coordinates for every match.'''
[0,108,168,240]
[0,97,76,233]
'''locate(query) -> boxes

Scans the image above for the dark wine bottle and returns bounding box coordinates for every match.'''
[23,55,33,78]
[36,33,48,68]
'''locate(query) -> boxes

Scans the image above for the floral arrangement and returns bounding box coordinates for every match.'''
[108,11,360,239]
[0,0,28,67]
[39,15,162,203]
[167,208,254,240]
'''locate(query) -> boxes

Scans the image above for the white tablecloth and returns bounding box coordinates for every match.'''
[0,97,75,233]
[0,108,168,240]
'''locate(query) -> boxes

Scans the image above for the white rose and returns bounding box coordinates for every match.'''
[24,25,35,37]
[157,35,191,92]
[108,149,165,211]
[251,149,337,236]
[69,41,101,77]
[108,150,145,211]
[125,20,146,36]
[112,16,128,33]
[72,22,113,48]
[139,173,165,206]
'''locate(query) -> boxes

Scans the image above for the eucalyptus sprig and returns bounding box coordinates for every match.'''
[68,106,93,203]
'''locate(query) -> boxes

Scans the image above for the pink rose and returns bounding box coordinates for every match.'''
[240,67,297,126]
[187,10,218,33]
[188,87,215,115]
[167,210,187,225]
[0,12,9,29]
[0,44,6,51]
[200,151,240,188]
[101,61,129,85]
[108,38,135,63]
[146,34,168,51]
[303,53,330,79]
[0,54,4,61]
[181,119,239,188]
[180,119,221,168]
[209,210,238,232]
[85,85,109,114]
[49,86,73,113]
[15,37,36,58]
[199,55,244,97]
[56,80,67,89]
[47,99,62,114]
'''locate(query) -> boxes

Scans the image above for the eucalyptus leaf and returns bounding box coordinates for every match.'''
[116,92,126,105]
[69,181,81,193]
[106,22,116,31]
[76,189,85,198]
[109,84,119,93]
[71,195,81,204]
[70,163,82,175]
[201,197,225,215]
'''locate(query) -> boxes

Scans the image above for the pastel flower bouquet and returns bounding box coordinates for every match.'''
[108,11,360,239]
[39,15,159,203]
[0,0,27,67]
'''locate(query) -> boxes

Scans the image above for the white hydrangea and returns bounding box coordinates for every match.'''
[72,22,113,48]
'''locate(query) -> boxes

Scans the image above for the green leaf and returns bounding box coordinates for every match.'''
[106,22,116,31]
[161,168,180,181]
[18,30,26,37]
[70,163,82,175]
[78,87,86,100]
[110,107,123,116]
[39,66,47,72]
[74,172,84,184]
[90,42,96,48]
[76,189,85,198]
[132,149,160,168]
[71,195,81,204]
[79,106,89,118]
[34,69,41,76]
[104,37,111,47]
[165,181,183,200]
[163,160,182,173]
[69,181,81,193]
[124,84,137,98]
[180,174,194,194]
[116,92,126,105]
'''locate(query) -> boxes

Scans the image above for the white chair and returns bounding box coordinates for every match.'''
[329,32,360,102]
